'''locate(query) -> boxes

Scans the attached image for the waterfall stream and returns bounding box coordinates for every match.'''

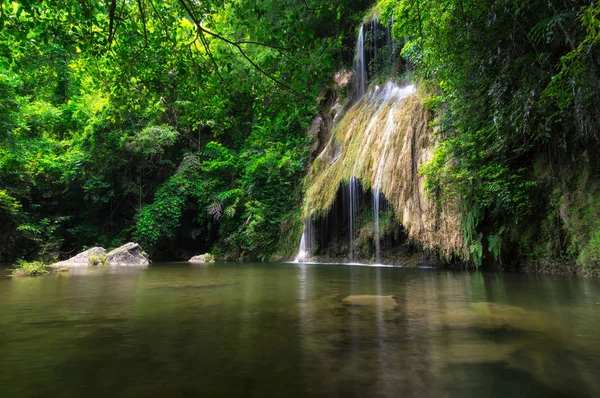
[294,219,313,263]
[371,84,415,263]
[295,19,417,264]
[353,25,366,101]
[373,189,381,264]
[348,176,359,261]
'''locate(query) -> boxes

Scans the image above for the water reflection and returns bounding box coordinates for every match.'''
[0,263,599,397]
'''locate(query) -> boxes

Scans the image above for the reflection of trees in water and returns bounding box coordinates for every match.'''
[297,266,600,397]
[297,265,434,397]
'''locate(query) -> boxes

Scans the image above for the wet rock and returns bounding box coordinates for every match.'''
[105,242,149,266]
[189,254,215,264]
[308,115,324,155]
[52,247,106,268]
[342,295,397,309]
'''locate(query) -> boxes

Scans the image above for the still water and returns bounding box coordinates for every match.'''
[1,262,599,397]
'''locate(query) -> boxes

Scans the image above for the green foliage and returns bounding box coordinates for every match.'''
[16,217,67,262]
[88,254,107,266]
[128,125,179,156]
[11,259,48,277]
[380,0,600,268]
[0,190,21,215]
[0,0,371,261]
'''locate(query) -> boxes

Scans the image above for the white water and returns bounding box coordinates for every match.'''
[353,25,366,101]
[348,176,359,261]
[371,83,416,264]
[294,219,313,263]
[294,234,308,263]
[373,189,382,264]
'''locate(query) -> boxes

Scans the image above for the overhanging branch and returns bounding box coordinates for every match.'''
[177,0,293,91]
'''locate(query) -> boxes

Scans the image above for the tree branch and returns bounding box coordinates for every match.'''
[147,0,170,35]
[108,0,116,47]
[136,0,148,47]
[198,30,232,96]
[302,0,322,11]
[177,0,293,91]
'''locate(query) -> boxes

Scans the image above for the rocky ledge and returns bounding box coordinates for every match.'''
[53,242,150,267]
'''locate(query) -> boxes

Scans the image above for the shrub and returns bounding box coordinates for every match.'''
[11,259,49,277]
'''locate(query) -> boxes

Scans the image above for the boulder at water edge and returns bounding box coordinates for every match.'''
[189,254,215,264]
[53,243,150,268]
[105,242,150,266]
[52,247,106,267]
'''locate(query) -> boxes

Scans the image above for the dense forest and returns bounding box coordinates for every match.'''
[0,0,372,262]
[1,0,599,274]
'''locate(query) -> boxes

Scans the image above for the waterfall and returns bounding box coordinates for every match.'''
[296,17,421,264]
[353,18,399,103]
[294,219,313,263]
[353,25,366,102]
[373,189,381,264]
[348,176,359,261]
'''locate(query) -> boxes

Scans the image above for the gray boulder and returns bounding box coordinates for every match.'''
[189,254,215,264]
[52,247,106,268]
[105,242,149,266]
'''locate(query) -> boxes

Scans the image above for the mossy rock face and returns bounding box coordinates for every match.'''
[303,82,464,260]
[342,295,398,309]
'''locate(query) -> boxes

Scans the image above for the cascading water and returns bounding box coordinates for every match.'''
[373,189,381,264]
[348,176,359,261]
[294,219,313,263]
[353,25,366,102]
[295,18,420,264]
[353,19,398,103]
[370,84,415,263]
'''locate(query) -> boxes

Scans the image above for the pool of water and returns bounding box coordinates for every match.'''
[1,262,599,397]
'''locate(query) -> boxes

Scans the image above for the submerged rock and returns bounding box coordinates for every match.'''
[189,254,215,264]
[52,247,106,267]
[105,242,149,266]
[342,295,397,309]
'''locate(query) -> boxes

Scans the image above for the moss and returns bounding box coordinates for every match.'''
[303,84,463,260]
[570,185,600,275]
[521,154,600,276]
